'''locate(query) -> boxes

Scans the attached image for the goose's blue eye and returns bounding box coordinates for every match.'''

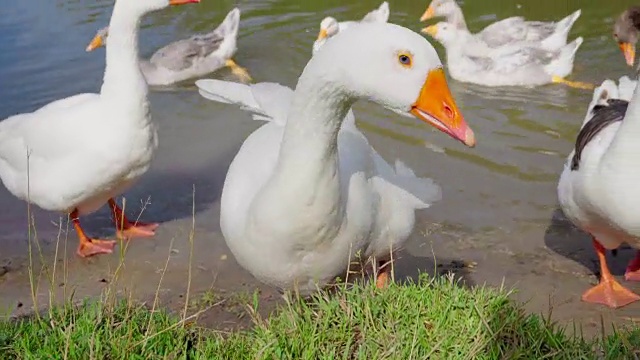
[398,53,413,67]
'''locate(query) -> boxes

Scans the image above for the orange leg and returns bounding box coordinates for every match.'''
[581,239,640,308]
[625,250,640,281]
[71,209,116,258]
[108,198,159,239]
[376,260,391,289]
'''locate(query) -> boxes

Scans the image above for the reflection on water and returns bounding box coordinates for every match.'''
[0,0,639,251]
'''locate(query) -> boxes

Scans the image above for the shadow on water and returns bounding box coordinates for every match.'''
[543,207,635,278]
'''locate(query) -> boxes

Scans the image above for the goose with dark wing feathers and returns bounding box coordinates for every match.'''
[558,75,640,309]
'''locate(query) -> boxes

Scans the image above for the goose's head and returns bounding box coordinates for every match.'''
[312,17,340,55]
[421,22,459,48]
[420,0,457,22]
[86,26,109,52]
[316,17,340,43]
[613,6,640,66]
[86,0,199,51]
[311,22,474,147]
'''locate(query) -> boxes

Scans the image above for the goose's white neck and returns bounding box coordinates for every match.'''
[280,72,353,169]
[100,3,147,103]
[601,81,640,169]
[255,65,354,233]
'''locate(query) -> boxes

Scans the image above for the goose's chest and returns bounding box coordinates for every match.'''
[569,159,640,248]
[114,121,158,180]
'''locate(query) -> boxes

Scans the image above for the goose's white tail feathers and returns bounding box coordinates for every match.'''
[540,9,581,50]
[556,9,581,34]
[361,1,390,23]
[217,8,240,37]
[545,36,582,77]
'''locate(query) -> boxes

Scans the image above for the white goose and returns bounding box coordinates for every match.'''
[313,1,389,54]
[86,7,251,85]
[558,75,640,308]
[423,22,590,89]
[196,22,475,294]
[420,0,581,53]
[0,0,199,257]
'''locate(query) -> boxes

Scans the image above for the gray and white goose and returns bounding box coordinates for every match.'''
[86,7,251,85]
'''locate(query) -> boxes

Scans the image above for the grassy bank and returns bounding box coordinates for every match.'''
[1,274,639,359]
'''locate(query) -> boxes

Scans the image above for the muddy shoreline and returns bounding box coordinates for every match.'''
[2,202,639,338]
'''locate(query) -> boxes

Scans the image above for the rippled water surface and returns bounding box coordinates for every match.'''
[1,0,640,328]
[0,0,634,247]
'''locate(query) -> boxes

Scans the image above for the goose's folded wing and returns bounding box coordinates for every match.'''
[0,106,87,174]
[485,48,543,73]
[479,17,527,45]
[150,33,224,71]
[481,17,526,34]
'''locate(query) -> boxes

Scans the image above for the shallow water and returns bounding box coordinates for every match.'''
[1,0,640,335]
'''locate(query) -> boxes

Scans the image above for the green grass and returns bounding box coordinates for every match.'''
[2,274,640,359]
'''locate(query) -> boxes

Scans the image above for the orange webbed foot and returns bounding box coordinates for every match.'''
[108,198,159,240]
[582,239,640,308]
[581,278,640,308]
[625,271,640,282]
[76,238,116,258]
[71,209,117,258]
[116,221,159,239]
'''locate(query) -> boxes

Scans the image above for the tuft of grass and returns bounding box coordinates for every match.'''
[2,273,640,359]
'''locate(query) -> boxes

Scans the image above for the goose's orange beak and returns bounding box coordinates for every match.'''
[410,68,475,147]
[420,5,435,21]
[619,42,636,67]
[421,24,438,37]
[85,34,104,52]
[169,0,200,5]
[317,29,328,41]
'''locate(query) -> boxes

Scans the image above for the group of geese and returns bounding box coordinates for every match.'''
[420,0,589,88]
[2,0,640,309]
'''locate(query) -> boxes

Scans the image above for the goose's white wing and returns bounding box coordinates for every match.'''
[197,79,293,125]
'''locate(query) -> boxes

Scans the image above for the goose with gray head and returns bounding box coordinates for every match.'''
[196,22,475,294]
[558,74,640,309]
[0,0,200,258]
[86,7,251,85]
[613,6,640,67]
